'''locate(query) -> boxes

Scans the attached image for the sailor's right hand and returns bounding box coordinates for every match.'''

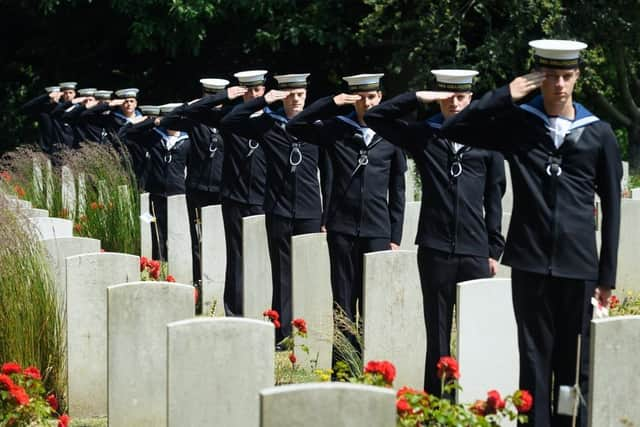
[333,93,361,106]
[509,72,546,102]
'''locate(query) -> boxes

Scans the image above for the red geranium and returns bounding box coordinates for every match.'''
[289,352,297,365]
[1,362,21,375]
[150,266,160,280]
[396,397,412,414]
[291,318,307,334]
[90,202,98,210]
[140,256,149,272]
[436,356,460,380]
[23,366,42,380]
[58,414,70,427]
[513,389,533,413]
[364,360,396,384]
[47,394,59,411]
[609,295,620,309]
[0,373,15,389]
[166,275,176,283]
[9,385,29,405]
[263,309,281,328]
[485,389,506,414]
[470,399,487,416]
[14,185,26,198]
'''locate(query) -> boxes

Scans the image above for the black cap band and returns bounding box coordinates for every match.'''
[534,55,580,69]
[436,82,473,92]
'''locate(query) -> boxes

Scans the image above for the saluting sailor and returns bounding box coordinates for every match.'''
[20,85,60,153]
[57,87,97,146]
[287,73,406,362]
[62,89,113,145]
[159,78,246,312]
[365,69,506,396]
[218,70,268,317]
[441,40,622,427]
[222,73,327,344]
[48,82,78,149]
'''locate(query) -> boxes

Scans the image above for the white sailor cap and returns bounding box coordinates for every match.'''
[94,90,113,100]
[234,70,268,87]
[430,70,478,92]
[45,86,60,93]
[342,73,384,92]
[529,39,587,69]
[59,82,78,91]
[77,88,97,96]
[139,105,160,116]
[273,73,310,89]
[200,78,230,94]
[159,103,183,115]
[115,88,140,99]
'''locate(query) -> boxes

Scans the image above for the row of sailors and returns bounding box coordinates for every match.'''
[21,40,622,427]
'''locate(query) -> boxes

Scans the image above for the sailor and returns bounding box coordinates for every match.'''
[218,70,268,317]
[287,73,406,363]
[365,69,506,396]
[440,40,622,426]
[221,73,327,343]
[20,85,60,153]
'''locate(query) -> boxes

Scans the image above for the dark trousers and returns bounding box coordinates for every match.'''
[511,269,595,427]
[149,194,168,261]
[265,213,321,343]
[186,189,220,283]
[222,199,264,316]
[417,247,490,396]
[327,231,390,364]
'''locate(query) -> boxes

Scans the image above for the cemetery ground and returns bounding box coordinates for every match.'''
[2,143,640,426]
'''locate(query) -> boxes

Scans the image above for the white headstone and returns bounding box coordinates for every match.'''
[32,157,44,207]
[167,318,275,427]
[26,208,49,218]
[405,158,417,202]
[61,166,76,219]
[260,382,396,427]
[166,194,193,284]
[66,252,139,418]
[589,316,640,427]
[291,233,333,369]
[631,188,640,200]
[456,278,519,405]
[363,250,426,389]
[200,205,226,315]
[621,160,629,192]
[139,193,152,258]
[29,217,73,240]
[400,201,420,250]
[45,159,54,210]
[107,281,193,427]
[77,172,87,217]
[614,200,640,293]
[243,214,272,319]
[41,236,101,305]
[503,160,513,214]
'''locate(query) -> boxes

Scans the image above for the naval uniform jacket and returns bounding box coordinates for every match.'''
[159,92,229,194]
[21,94,70,152]
[441,85,622,287]
[61,104,109,145]
[48,101,76,148]
[287,96,406,243]
[219,102,267,207]
[365,92,506,259]
[221,97,324,220]
[120,118,191,196]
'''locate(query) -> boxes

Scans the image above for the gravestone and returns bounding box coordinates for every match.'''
[631,188,640,200]
[41,236,101,304]
[61,166,76,219]
[614,200,640,293]
[29,217,73,240]
[621,160,629,192]
[589,316,640,427]
[107,281,193,427]
[45,159,53,210]
[167,194,193,284]
[291,233,333,369]
[400,201,420,250]
[456,278,519,407]
[32,157,44,207]
[260,382,396,427]
[363,250,425,389]
[66,252,139,418]
[77,173,87,217]
[405,158,417,202]
[97,179,109,205]
[503,160,513,213]
[139,193,152,258]
[25,208,49,218]
[166,318,274,427]
[242,214,272,319]
[200,205,226,315]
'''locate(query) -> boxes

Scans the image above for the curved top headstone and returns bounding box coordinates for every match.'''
[29,217,73,240]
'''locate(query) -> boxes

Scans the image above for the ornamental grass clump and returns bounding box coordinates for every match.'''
[0,202,65,411]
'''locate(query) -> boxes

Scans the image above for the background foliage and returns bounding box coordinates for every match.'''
[2,0,639,167]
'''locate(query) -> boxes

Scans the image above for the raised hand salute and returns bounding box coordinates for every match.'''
[508,71,546,102]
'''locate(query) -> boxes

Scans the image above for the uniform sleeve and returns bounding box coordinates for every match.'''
[286,96,341,147]
[79,103,111,127]
[441,85,518,152]
[61,104,84,123]
[364,92,434,155]
[595,124,622,289]
[484,151,507,259]
[21,94,51,116]
[388,147,407,245]
[50,101,72,118]
[182,92,230,127]
[159,105,193,132]
[219,97,268,139]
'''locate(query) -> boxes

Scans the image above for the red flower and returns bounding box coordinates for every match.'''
[1,362,21,375]
[436,356,460,380]
[166,274,176,283]
[58,414,70,427]
[289,352,297,364]
[291,318,308,334]
[9,385,29,405]
[485,389,505,414]
[513,389,533,413]
[73,223,83,233]
[140,256,149,271]
[396,397,412,415]
[47,394,59,411]
[364,360,396,384]
[23,366,42,380]
[263,309,281,328]
[14,185,26,198]
[470,399,487,416]
[0,373,16,389]
[273,319,281,328]
[90,202,98,210]
[609,295,620,309]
